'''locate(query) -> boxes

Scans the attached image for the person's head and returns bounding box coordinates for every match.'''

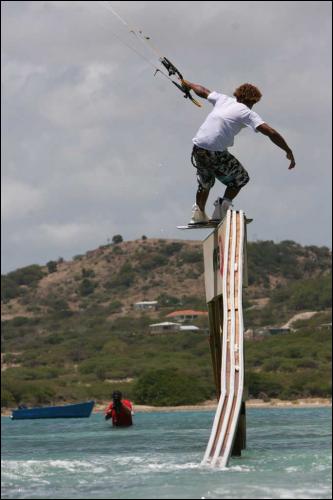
[233,83,262,108]
[112,390,122,403]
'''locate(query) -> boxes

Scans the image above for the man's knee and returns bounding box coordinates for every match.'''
[239,172,250,188]
[197,183,210,193]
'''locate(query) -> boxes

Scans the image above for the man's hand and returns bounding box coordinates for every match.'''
[181,79,191,90]
[257,124,296,170]
[287,150,296,170]
[180,79,211,99]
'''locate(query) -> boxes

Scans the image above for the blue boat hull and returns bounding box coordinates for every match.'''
[11,401,95,420]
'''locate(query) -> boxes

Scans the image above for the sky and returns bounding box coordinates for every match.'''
[2,1,332,273]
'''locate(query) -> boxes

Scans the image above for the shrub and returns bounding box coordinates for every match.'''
[133,368,210,406]
[82,268,96,278]
[6,316,27,327]
[79,279,96,296]
[139,254,168,272]
[6,265,45,287]
[1,276,20,302]
[2,265,45,301]
[161,242,184,256]
[112,246,123,255]
[46,261,58,273]
[106,270,135,289]
[157,293,181,306]
[107,301,123,314]
[73,254,84,261]
[179,249,202,264]
[1,388,16,407]
[2,379,57,406]
[247,371,284,398]
[112,235,123,244]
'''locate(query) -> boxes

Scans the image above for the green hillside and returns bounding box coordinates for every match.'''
[1,238,332,408]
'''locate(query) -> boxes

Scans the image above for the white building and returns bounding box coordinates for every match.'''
[149,322,201,334]
[166,309,208,323]
[149,322,180,334]
[179,325,200,332]
[134,301,158,311]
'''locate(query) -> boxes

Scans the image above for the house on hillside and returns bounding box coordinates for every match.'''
[179,325,200,332]
[133,301,158,311]
[166,310,208,323]
[319,322,332,330]
[268,327,291,335]
[149,322,180,334]
[149,322,201,334]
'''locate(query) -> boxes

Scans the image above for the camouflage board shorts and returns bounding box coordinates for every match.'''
[191,145,250,190]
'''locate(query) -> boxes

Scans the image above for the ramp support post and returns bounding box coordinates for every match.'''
[202,210,248,467]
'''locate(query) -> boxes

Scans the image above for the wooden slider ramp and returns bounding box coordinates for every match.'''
[202,210,247,468]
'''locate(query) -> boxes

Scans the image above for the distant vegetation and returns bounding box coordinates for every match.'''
[1,265,45,302]
[1,239,331,407]
[244,273,332,328]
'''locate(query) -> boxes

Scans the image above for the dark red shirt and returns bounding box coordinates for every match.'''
[105,399,133,427]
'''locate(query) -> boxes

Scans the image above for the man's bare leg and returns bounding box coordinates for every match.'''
[223,186,242,201]
[197,186,242,211]
[196,187,210,212]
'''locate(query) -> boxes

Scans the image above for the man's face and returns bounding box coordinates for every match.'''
[113,393,121,403]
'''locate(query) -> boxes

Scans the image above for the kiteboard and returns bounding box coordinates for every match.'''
[177,221,219,230]
[177,218,253,230]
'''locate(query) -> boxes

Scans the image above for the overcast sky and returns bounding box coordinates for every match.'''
[2,1,332,273]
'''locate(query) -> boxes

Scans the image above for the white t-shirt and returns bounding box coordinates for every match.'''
[192,91,265,152]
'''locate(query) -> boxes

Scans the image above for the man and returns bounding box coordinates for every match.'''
[181,80,296,224]
[105,390,133,427]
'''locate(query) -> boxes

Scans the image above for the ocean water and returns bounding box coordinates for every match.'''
[1,407,332,499]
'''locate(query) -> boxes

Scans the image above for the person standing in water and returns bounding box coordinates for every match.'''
[105,391,133,427]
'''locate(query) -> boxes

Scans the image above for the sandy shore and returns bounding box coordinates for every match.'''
[94,398,332,414]
[1,398,331,417]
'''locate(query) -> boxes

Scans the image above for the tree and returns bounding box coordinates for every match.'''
[133,369,209,406]
[112,234,123,244]
[46,261,58,274]
[79,278,95,296]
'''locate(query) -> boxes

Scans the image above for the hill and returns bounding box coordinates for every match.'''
[1,238,332,408]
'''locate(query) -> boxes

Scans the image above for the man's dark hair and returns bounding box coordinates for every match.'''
[112,390,122,414]
[112,390,122,399]
[233,83,262,106]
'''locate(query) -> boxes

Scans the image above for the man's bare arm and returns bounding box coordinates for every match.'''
[256,123,296,169]
[181,80,211,99]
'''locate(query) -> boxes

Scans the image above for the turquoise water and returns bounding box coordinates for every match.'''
[1,408,332,499]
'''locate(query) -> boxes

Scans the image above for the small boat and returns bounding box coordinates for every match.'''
[11,401,95,420]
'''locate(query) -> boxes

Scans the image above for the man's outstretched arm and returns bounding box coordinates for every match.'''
[257,123,296,169]
[181,80,211,99]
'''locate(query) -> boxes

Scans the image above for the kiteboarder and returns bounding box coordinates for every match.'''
[181,80,296,224]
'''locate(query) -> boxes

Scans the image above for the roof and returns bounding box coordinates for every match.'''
[166,310,208,317]
[149,322,180,327]
[180,325,200,331]
[134,301,158,305]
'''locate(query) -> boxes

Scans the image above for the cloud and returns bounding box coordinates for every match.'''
[2,180,46,220]
[38,221,100,246]
[1,1,332,272]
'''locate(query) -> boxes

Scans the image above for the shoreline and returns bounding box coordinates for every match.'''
[1,398,331,416]
[95,398,332,413]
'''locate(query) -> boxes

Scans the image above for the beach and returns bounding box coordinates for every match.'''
[94,398,332,413]
[1,398,331,417]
